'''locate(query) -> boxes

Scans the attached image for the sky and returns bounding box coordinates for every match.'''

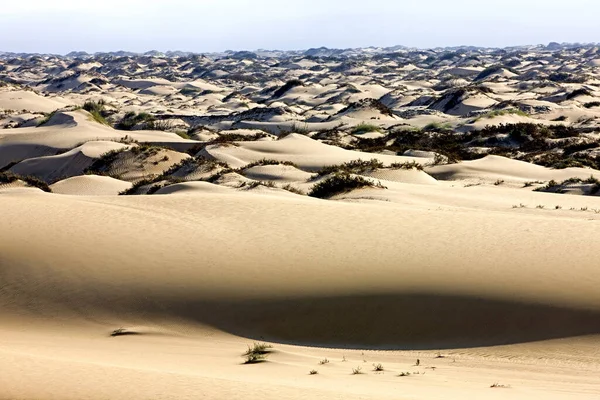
[1,0,599,54]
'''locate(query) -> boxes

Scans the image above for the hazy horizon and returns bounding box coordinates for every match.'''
[2,0,599,54]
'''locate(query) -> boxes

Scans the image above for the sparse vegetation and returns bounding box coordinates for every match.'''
[243,343,273,364]
[423,122,453,131]
[490,383,510,388]
[37,110,57,126]
[308,173,387,199]
[314,159,385,177]
[309,370,318,375]
[474,108,528,121]
[352,366,363,375]
[583,101,600,109]
[372,363,384,372]
[389,161,424,170]
[0,172,52,192]
[351,123,382,135]
[82,100,110,125]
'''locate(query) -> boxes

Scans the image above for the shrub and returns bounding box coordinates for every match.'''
[319,359,330,365]
[241,159,297,170]
[281,184,305,195]
[352,366,363,375]
[243,343,273,364]
[314,159,385,177]
[352,123,382,135]
[584,101,600,109]
[373,363,384,372]
[308,173,386,199]
[37,110,57,126]
[175,130,191,140]
[476,109,529,120]
[82,100,109,125]
[423,122,453,131]
[85,149,125,174]
[0,172,52,192]
[309,370,319,375]
[389,161,423,170]
[116,111,155,130]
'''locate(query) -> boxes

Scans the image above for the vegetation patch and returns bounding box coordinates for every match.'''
[314,159,385,178]
[0,172,52,192]
[351,123,383,135]
[243,342,273,364]
[308,173,387,199]
[82,100,110,125]
[37,110,57,126]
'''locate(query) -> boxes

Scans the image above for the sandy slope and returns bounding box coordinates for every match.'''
[1,190,600,399]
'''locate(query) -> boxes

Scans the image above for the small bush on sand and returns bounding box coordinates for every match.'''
[309,173,386,199]
[319,358,330,365]
[243,342,273,364]
[373,363,384,372]
[309,370,319,375]
[352,366,363,375]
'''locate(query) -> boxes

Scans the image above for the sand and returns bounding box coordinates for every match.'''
[2,44,600,399]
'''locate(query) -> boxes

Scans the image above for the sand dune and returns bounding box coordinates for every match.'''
[2,44,600,399]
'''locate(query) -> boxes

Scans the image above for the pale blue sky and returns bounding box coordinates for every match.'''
[2,0,598,54]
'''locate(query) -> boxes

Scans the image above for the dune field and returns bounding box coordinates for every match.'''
[2,44,600,399]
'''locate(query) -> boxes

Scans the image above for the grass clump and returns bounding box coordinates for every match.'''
[372,363,384,372]
[84,148,125,174]
[0,172,52,192]
[243,342,273,364]
[389,161,423,170]
[37,110,57,126]
[241,159,297,170]
[475,108,528,121]
[308,173,386,199]
[352,366,363,375]
[309,369,319,375]
[82,100,110,125]
[351,123,383,135]
[423,122,453,131]
[116,111,157,130]
[281,184,305,195]
[314,159,384,177]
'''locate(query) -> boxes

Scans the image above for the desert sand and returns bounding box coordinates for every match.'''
[2,43,600,399]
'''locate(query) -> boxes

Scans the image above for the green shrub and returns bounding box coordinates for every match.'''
[37,110,57,126]
[83,100,110,125]
[314,159,385,177]
[352,123,382,135]
[309,173,386,199]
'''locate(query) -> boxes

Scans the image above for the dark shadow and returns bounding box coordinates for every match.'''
[175,293,600,350]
